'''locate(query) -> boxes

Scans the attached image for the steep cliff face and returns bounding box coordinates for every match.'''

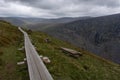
[42,14,120,64]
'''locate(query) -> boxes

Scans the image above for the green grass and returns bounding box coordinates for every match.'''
[28,31,120,80]
[0,21,29,80]
[0,20,120,80]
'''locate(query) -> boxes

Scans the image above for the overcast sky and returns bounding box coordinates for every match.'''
[0,0,120,18]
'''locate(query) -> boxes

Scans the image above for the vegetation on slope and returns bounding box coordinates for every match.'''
[0,20,120,80]
[28,30,120,80]
[0,20,29,80]
[42,13,120,64]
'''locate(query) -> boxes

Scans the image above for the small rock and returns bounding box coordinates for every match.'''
[42,57,51,63]
[17,61,25,65]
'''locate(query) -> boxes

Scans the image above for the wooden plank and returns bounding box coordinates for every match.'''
[60,47,82,57]
[19,27,53,80]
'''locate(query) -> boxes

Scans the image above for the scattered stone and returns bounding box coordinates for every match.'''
[17,58,27,65]
[40,55,43,58]
[24,58,27,61]
[17,61,25,65]
[42,57,51,63]
[39,55,51,63]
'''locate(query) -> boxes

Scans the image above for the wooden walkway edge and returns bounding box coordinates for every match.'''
[19,27,53,80]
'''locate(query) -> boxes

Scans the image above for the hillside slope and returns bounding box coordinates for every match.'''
[28,30,120,80]
[42,13,120,64]
[0,20,29,80]
[0,20,120,80]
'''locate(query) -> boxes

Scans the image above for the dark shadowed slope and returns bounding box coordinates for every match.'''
[42,13,120,64]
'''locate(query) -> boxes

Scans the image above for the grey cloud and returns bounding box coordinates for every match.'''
[1,0,120,18]
[4,0,120,13]
[88,0,120,7]
[74,0,120,7]
[5,0,62,10]
[5,0,120,9]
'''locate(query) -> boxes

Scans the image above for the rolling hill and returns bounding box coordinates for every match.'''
[0,17,91,31]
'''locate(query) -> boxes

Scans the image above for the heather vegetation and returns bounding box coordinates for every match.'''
[0,20,120,80]
[28,30,120,80]
[0,21,29,80]
[41,14,120,64]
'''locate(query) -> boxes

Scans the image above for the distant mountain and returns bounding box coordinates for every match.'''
[27,17,91,30]
[37,17,91,23]
[0,16,91,27]
[41,13,120,64]
[0,17,25,26]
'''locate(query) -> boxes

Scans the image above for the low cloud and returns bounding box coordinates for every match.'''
[0,0,120,18]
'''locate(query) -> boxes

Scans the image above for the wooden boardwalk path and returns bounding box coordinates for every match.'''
[19,27,53,80]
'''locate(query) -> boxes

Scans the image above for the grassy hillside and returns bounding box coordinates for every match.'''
[0,20,29,80]
[42,13,120,64]
[0,20,120,80]
[28,30,120,80]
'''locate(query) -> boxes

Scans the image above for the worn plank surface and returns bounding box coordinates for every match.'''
[61,47,82,55]
[19,27,53,80]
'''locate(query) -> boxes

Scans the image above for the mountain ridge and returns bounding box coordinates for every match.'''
[40,13,120,64]
[0,16,91,27]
